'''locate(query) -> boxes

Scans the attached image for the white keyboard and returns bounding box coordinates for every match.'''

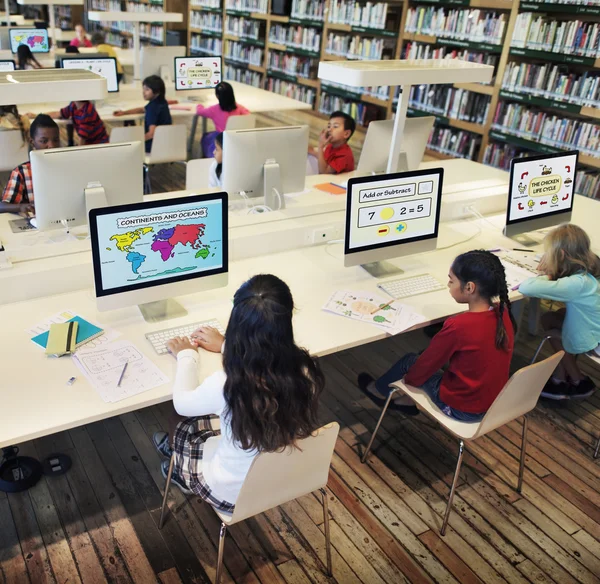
[377,273,445,299]
[145,319,225,355]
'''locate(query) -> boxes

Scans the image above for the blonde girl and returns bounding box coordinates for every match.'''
[520,224,600,399]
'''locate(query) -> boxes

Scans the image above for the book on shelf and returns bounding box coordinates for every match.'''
[225,63,262,87]
[191,35,223,54]
[225,40,263,65]
[328,0,389,30]
[191,10,223,31]
[268,51,315,77]
[226,16,262,39]
[226,0,268,13]
[269,24,321,52]
[266,77,316,105]
[291,0,326,21]
[428,126,481,160]
[319,91,382,126]
[190,0,221,7]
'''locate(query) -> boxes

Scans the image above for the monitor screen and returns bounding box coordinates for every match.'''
[0,59,15,71]
[506,151,578,226]
[175,56,221,90]
[89,194,228,299]
[61,57,118,92]
[9,28,49,53]
[345,169,443,257]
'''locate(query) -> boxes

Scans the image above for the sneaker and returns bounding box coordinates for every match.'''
[567,377,597,400]
[152,431,173,459]
[540,378,570,400]
[356,372,419,416]
[161,460,193,495]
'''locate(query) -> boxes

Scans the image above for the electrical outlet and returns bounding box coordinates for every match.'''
[304,225,342,245]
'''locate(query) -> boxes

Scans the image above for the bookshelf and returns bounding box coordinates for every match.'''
[184,0,600,198]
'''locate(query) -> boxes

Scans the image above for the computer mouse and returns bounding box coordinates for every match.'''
[29,217,38,229]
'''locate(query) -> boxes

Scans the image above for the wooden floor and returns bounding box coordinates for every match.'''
[1,113,599,584]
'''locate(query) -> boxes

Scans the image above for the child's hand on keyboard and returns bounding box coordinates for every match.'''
[166,336,197,357]
[191,326,224,353]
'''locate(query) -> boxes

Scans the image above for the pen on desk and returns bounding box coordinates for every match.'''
[512,248,531,253]
[487,248,501,253]
[66,376,76,386]
[117,362,128,387]
[371,300,395,315]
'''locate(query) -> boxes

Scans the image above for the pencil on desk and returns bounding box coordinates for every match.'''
[117,361,128,387]
[371,300,395,315]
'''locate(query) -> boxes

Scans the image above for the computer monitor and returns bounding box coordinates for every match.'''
[175,56,221,91]
[222,125,309,210]
[0,58,15,71]
[357,116,435,175]
[61,57,118,92]
[89,193,228,321]
[140,45,185,84]
[344,168,444,277]
[504,150,578,243]
[30,142,144,231]
[9,28,49,53]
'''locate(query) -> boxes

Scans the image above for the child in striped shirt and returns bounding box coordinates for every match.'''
[47,101,109,145]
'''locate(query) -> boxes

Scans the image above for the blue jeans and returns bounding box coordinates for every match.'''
[375,353,484,423]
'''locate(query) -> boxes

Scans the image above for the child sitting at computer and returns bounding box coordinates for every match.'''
[113,75,174,153]
[208,132,223,187]
[151,274,324,508]
[1,114,59,215]
[91,31,124,84]
[17,45,42,70]
[308,111,356,175]
[357,250,516,419]
[519,224,600,400]
[43,101,109,146]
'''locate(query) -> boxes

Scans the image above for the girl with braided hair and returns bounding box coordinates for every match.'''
[519,224,600,400]
[358,250,516,420]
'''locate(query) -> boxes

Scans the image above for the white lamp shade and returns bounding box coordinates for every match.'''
[17,0,84,5]
[87,11,183,23]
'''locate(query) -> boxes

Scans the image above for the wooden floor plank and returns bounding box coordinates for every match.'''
[276,560,313,584]
[158,567,184,584]
[0,499,30,584]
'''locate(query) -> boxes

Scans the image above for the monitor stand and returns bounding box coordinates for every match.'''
[159,64,173,86]
[361,261,404,279]
[85,182,108,220]
[503,226,540,248]
[264,159,285,211]
[138,299,188,323]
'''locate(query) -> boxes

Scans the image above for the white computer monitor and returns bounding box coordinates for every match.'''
[9,28,49,53]
[89,193,228,320]
[357,116,435,175]
[60,57,118,92]
[0,58,14,71]
[30,142,144,231]
[222,125,309,210]
[344,168,444,277]
[504,150,578,242]
[140,45,186,84]
[175,56,221,91]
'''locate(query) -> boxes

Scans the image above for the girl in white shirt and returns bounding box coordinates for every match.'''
[208,132,223,188]
[154,274,324,512]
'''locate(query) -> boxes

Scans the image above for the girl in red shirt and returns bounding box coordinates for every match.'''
[358,250,517,421]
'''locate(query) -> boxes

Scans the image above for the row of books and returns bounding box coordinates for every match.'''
[327,1,388,29]
[125,2,164,13]
[405,8,507,45]
[511,13,600,57]
[269,24,321,52]
[190,0,221,8]
[291,0,326,21]
[139,25,164,42]
[525,1,600,5]
[575,170,600,199]
[226,16,262,39]
[96,30,124,47]
[224,40,263,65]
[190,35,222,55]
[190,10,222,32]
[325,33,391,60]
[266,77,316,106]
[90,0,121,10]
[502,62,600,108]
[225,0,267,13]
[321,80,390,101]
[319,93,382,126]
[268,51,315,77]
[427,126,481,160]
[409,85,491,125]
[491,102,600,158]
[225,64,262,88]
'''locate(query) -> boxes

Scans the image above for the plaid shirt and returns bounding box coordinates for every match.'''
[2,161,33,204]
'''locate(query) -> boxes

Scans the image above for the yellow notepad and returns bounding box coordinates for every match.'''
[45,322,79,357]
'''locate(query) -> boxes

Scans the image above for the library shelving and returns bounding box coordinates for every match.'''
[183,0,600,198]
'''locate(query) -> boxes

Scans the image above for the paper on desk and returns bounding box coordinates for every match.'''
[72,340,169,403]
[26,309,77,337]
[322,290,426,335]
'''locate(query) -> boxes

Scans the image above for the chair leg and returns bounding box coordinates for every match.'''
[158,453,175,529]
[441,440,464,536]
[531,335,553,364]
[594,436,600,459]
[361,387,400,463]
[518,416,529,493]
[320,487,332,577]
[215,522,227,584]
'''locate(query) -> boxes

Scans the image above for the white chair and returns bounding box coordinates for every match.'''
[144,124,187,193]
[361,347,564,536]
[0,130,28,172]
[109,125,144,144]
[159,422,340,584]
[225,113,256,131]
[185,158,214,190]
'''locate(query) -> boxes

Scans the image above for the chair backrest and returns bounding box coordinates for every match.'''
[474,352,564,438]
[230,422,339,524]
[185,158,215,190]
[225,113,256,131]
[110,125,145,144]
[0,130,28,172]
[148,124,187,164]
